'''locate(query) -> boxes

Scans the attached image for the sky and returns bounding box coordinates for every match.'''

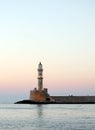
[0,0,95,102]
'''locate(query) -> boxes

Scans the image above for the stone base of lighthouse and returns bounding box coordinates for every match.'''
[30,88,51,102]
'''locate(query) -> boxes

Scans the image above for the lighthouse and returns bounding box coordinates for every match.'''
[38,62,43,91]
[29,62,51,102]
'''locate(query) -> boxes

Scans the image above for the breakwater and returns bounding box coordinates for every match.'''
[51,96,95,103]
[15,96,95,104]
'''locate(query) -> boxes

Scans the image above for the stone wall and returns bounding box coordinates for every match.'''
[30,89,50,102]
[51,96,95,103]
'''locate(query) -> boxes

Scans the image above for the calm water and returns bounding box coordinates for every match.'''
[0,104,95,130]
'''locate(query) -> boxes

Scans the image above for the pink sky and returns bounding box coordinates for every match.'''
[0,0,95,102]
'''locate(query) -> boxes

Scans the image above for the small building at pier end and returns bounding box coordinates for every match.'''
[30,62,53,102]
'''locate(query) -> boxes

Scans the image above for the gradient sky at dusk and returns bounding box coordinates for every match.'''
[0,0,95,102]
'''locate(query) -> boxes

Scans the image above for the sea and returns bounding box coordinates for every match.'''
[0,104,95,130]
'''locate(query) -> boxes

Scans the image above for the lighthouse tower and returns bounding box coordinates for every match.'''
[30,62,51,102]
[38,62,43,91]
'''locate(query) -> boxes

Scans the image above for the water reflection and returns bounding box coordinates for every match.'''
[37,104,43,118]
[36,104,44,129]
